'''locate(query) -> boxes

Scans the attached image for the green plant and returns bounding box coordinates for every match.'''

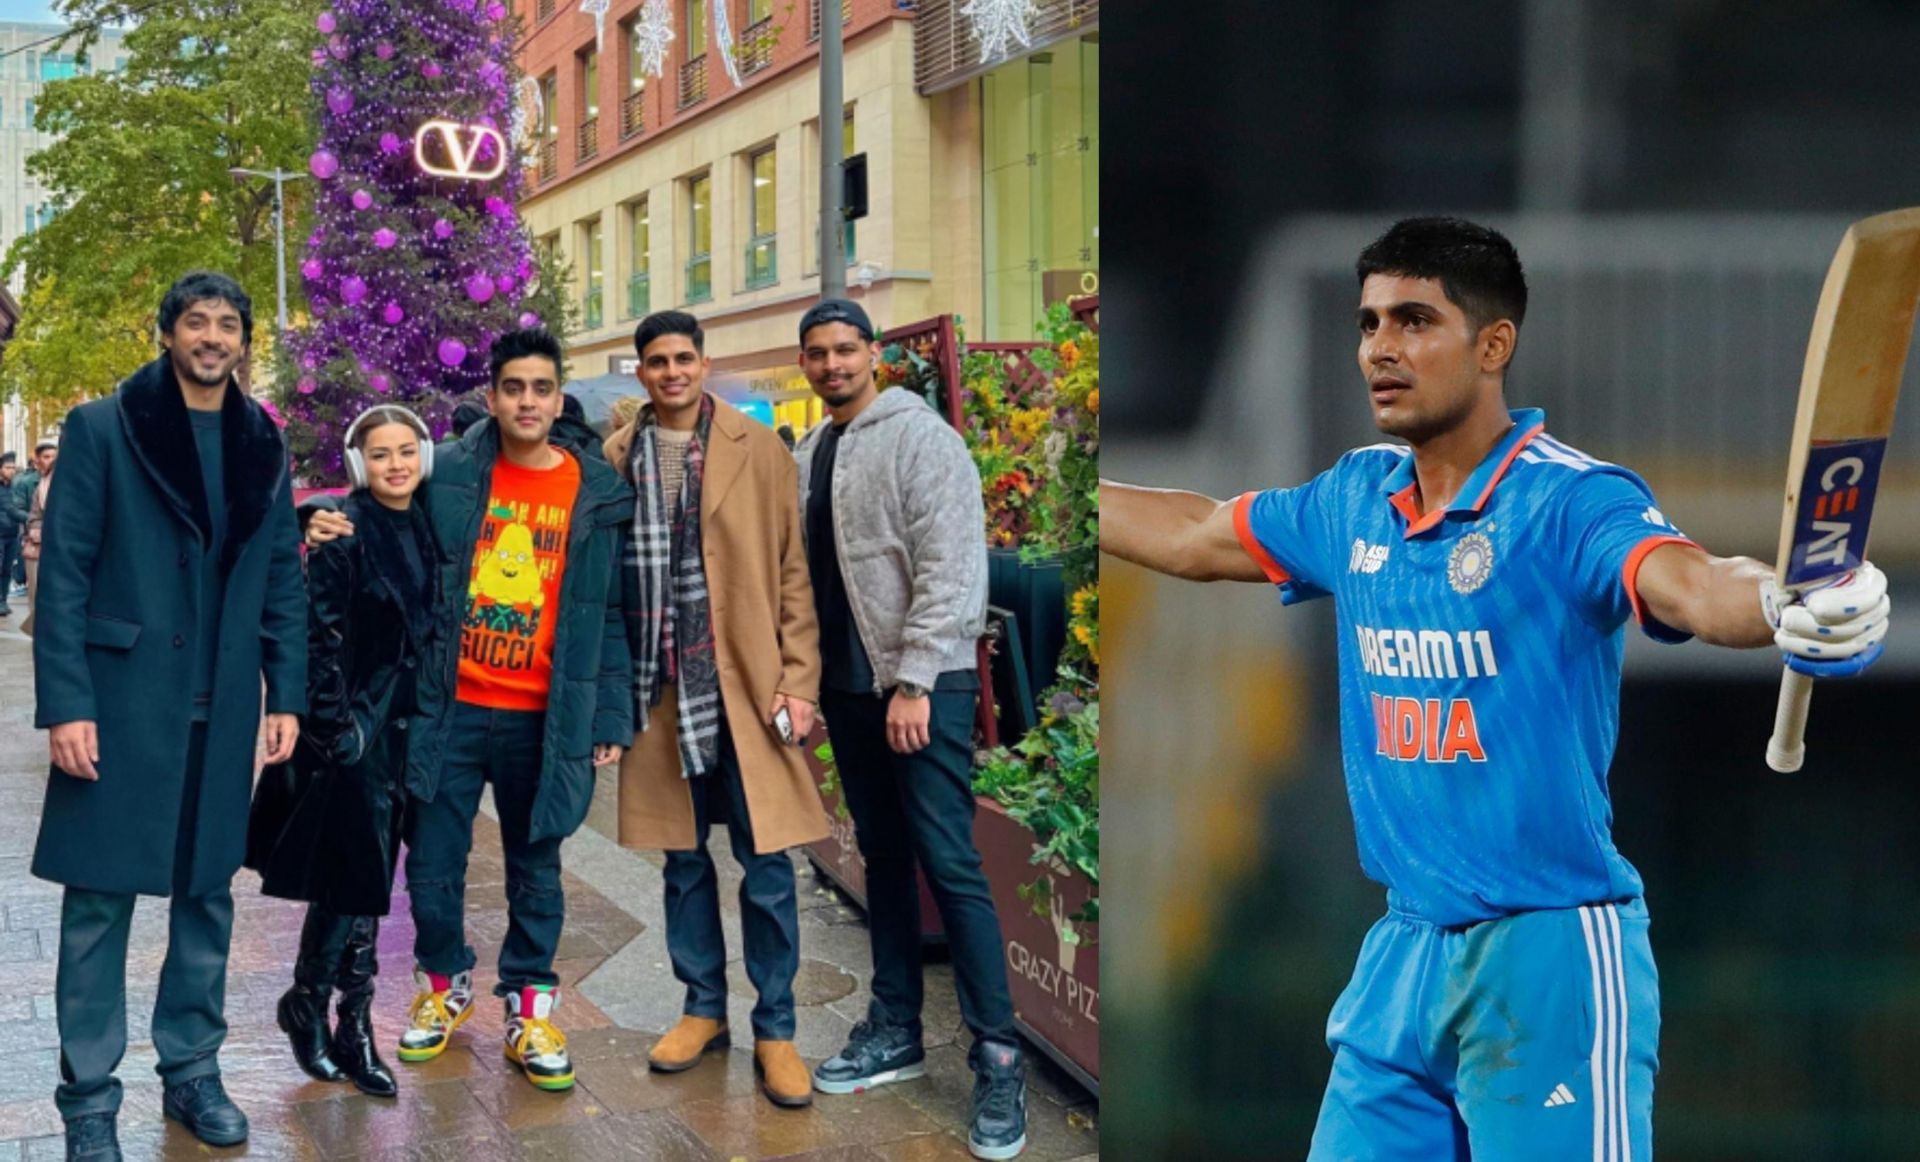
[814,738,850,821]
[973,676,1100,928]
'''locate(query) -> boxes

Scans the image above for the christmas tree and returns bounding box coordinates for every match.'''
[279,0,568,483]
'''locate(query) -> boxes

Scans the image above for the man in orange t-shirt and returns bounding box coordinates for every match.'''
[309,328,636,1094]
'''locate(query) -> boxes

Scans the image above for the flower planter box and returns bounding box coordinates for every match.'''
[800,732,1100,1091]
[802,731,947,941]
[973,795,1099,1093]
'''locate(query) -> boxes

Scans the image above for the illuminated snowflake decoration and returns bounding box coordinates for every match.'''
[710,0,742,88]
[511,75,543,157]
[631,0,673,80]
[580,0,610,52]
[960,0,1039,63]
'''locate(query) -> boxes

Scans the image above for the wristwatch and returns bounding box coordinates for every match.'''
[897,681,930,699]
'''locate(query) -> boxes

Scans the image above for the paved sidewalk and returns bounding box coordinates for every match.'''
[0,599,1098,1160]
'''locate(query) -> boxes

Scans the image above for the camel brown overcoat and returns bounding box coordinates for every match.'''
[607,396,827,854]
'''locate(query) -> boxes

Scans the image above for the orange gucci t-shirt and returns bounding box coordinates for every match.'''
[455,449,580,710]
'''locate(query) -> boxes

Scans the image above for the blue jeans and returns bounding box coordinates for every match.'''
[404,702,562,994]
[821,688,1015,1044]
[662,724,801,1039]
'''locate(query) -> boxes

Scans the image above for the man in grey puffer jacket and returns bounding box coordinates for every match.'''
[792,299,1026,1161]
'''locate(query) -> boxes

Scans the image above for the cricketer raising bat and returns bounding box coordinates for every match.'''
[1766,207,1920,772]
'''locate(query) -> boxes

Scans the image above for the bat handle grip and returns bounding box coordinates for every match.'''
[1766,666,1814,773]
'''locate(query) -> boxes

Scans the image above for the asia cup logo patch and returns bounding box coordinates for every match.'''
[1448,532,1495,595]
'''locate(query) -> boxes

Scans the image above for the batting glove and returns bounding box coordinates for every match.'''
[1761,562,1890,678]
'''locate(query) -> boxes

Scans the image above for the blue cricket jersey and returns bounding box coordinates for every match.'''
[1235,409,1696,926]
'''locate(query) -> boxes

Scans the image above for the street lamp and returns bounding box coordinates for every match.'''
[228,166,307,335]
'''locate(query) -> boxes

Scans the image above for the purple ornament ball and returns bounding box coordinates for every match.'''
[496,273,517,294]
[484,196,510,219]
[518,312,540,329]
[379,132,404,156]
[340,276,368,305]
[465,273,496,303]
[382,303,406,325]
[308,150,339,180]
[422,61,443,79]
[299,258,324,280]
[328,35,349,59]
[351,190,373,211]
[437,338,468,367]
[486,2,506,20]
[326,88,354,117]
[297,376,318,395]
[316,10,336,33]
[432,218,455,240]
[373,228,398,250]
[370,373,392,394]
[514,257,532,279]
[375,40,394,60]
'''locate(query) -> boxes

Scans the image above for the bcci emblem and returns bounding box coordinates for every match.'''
[1448,532,1495,595]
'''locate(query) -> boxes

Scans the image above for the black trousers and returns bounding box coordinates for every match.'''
[405,703,562,993]
[821,688,1016,1044]
[54,724,234,1120]
[662,725,801,1039]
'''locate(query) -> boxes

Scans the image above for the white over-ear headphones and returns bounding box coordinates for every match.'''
[343,405,435,489]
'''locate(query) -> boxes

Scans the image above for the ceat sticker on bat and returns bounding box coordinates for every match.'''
[1786,436,1888,587]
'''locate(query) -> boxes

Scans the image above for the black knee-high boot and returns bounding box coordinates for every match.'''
[331,917,397,1097]
[279,909,348,1083]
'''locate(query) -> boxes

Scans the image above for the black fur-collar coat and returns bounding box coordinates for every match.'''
[31,355,308,898]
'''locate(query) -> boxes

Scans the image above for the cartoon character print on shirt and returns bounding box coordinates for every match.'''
[462,500,566,671]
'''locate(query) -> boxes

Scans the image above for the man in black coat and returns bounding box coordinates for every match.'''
[32,272,306,1161]
[0,451,18,617]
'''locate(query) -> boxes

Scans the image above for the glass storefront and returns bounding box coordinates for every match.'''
[981,34,1099,340]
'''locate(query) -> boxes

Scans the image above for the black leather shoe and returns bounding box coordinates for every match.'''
[332,986,398,1097]
[278,982,346,1083]
[161,1075,248,1147]
[63,1112,120,1161]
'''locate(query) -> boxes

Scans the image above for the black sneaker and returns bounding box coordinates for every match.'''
[63,1112,120,1161]
[811,1018,926,1095]
[967,1038,1027,1160]
[162,1075,248,1147]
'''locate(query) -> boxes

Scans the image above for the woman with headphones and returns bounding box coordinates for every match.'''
[245,405,440,1097]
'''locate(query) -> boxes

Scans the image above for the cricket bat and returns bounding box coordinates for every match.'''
[1766,207,1920,772]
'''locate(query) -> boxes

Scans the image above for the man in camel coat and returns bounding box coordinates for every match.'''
[605,310,825,1110]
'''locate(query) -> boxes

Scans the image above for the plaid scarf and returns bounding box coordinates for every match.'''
[626,395,721,777]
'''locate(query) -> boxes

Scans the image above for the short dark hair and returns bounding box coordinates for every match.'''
[634,310,704,357]
[0,452,15,467]
[488,328,565,386]
[158,271,254,346]
[1356,217,1528,333]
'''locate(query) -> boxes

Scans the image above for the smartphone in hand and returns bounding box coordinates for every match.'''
[774,705,795,745]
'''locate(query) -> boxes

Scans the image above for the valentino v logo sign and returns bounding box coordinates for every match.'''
[413,119,507,181]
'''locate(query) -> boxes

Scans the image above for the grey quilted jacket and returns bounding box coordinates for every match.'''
[794,387,987,693]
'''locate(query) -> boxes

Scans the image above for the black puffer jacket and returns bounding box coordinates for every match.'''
[246,491,440,916]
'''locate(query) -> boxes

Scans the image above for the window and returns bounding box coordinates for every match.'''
[582,217,604,328]
[688,0,707,58]
[627,200,651,317]
[24,204,34,234]
[745,146,777,289]
[750,0,772,20]
[537,71,559,180]
[40,53,79,82]
[621,18,648,138]
[24,99,34,131]
[577,49,600,162]
[842,111,857,262]
[686,172,711,303]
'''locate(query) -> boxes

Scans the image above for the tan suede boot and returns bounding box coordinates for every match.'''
[755,1040,814,1108]
[647,1016,730,1073]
